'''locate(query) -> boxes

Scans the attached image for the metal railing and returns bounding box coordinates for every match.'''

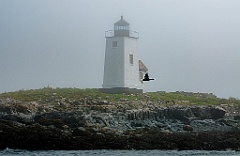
[105,30,139,39]
[105,30,114,37]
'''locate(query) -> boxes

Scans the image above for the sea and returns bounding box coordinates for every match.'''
[0,149,240,156]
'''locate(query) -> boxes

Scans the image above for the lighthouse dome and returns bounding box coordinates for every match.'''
[114,16,129,31]
[114,16,129,26]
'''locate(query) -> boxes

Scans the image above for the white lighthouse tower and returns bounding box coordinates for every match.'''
[101,16,148,94]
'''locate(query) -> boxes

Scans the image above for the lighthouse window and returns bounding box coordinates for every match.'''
[129,54,133,65]
[114,25,129,30]
[112,41,117,47]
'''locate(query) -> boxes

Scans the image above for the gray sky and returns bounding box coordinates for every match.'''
[0,0,239,98]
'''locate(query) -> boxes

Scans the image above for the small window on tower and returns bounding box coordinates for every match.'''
[112,41,117,47]
[129,54,133,65]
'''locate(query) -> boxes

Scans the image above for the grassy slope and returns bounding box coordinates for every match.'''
[0,88,239,106]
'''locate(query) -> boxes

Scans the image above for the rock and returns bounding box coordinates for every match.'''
[224,119,239,127]
[99,100,109,105]
[210,106,226,119]
[234,115,240,120]
[72,127,91,137]
[183,125,193,132]
[34,112,85,128]
[48,125,55,129]
[62,125,69,129]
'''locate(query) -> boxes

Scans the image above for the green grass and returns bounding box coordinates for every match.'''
[150,92,240,106]
[0,87,239,106]
[0,88,102,102]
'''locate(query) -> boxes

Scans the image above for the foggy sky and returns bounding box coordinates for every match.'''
[0,0,239,98]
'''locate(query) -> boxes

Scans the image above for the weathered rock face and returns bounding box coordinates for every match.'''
[125,106,226,122]
[0,97,239,133]
[0,97,234,133]
[0,119,240,150]
[0,105,34,124]
[124,106,232,132]
[0,96,240,150]
[34,111,86,128]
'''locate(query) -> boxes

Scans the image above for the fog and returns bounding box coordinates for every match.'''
[0,0,239,98]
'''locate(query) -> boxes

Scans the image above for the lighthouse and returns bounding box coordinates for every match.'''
[101,16,148,94]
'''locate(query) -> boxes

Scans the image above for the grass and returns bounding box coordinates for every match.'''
[0,87,239,106]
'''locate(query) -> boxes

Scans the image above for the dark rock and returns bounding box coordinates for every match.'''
[1,119,240,150]
[210,107,226,119]
[234,115,240,120]
[34,112,85,128]
[72,127,89,136]
[183,125,193,132]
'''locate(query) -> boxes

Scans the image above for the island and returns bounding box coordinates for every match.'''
[0,88,239,150]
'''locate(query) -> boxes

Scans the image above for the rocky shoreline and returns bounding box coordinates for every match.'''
[0,90,240,150]
[1,119,240,150]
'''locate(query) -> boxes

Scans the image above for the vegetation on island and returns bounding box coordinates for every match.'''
[0,87,239,106]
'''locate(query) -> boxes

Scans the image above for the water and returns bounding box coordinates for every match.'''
[0,149,240,156]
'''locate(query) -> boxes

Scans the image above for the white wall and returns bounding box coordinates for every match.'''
[123,37,141,89]
[103,37,124,88]
[103,36,142,90]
